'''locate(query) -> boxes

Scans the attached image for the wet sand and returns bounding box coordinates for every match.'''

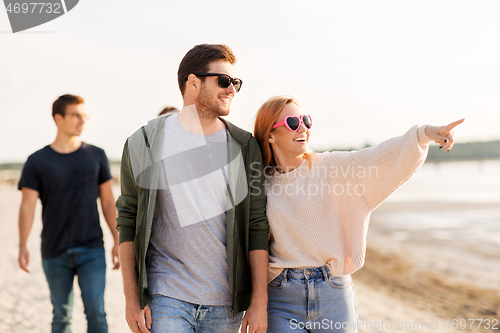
[353,247,499,333]
[1,183,499,332]
[354,202,500,333]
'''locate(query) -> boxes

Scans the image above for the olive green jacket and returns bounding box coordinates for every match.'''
[115,114,269,314]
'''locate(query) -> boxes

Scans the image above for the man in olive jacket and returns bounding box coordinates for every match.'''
[116,44,269,333]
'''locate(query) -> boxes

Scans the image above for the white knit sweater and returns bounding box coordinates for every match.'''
[266,125,432,283]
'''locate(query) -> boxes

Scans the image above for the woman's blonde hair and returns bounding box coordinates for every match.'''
[253,96,313,175]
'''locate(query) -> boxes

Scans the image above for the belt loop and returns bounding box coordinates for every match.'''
[321,266,328,281]
[283,268,288,283]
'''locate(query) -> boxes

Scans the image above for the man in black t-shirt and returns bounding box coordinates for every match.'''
[17,94,120,333]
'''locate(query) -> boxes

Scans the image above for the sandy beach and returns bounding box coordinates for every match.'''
[1,177,499,332]
[353,201,500,333]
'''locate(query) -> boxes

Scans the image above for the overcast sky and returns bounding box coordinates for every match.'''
[1,0,499,163]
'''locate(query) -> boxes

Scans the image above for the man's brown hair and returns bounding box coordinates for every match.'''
[177,44,236,96]
[52,94,84,119]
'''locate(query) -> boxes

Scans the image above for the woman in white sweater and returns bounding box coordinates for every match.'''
[253,96,464,333]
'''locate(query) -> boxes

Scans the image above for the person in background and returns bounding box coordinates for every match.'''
[17,94,120,333]
[253,95,464,333]
[158,106,180,116]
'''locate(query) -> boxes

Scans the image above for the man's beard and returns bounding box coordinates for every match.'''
[195,86,230,119]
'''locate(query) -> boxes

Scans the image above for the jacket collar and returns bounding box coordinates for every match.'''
[144,113,252,154]
[218,117,251,146]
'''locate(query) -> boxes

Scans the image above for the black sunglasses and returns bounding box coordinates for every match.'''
[193,73,243,92]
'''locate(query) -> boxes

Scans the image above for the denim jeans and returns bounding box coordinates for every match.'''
[42,246,107,333]
[149,295,244,333]
[267,265,357,333]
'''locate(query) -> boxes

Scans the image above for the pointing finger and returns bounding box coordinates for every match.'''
[445,118,465,131]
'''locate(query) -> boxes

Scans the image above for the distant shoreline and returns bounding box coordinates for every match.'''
[2,140,499,182]
[315,140,500,163]
[2,149,500,169]
[424,156,500,163]
[1,156,499,185]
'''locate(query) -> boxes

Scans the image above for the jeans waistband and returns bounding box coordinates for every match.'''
[281,265,333,282]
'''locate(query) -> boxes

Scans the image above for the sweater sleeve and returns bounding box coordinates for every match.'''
[351,125,432,211]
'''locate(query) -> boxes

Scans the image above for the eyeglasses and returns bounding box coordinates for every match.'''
[273,115,312,132]
[193,73,243,92]
[66,112,90,121]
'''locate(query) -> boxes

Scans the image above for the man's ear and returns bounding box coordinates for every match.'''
[53,113,63,125]
[186,73,199,91]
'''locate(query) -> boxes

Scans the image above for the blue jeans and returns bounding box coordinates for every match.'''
[42,246,107,333]
[149,295,244,333]
[267,265,358,333]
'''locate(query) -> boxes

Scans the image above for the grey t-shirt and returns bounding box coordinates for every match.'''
[146,114,232,305]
